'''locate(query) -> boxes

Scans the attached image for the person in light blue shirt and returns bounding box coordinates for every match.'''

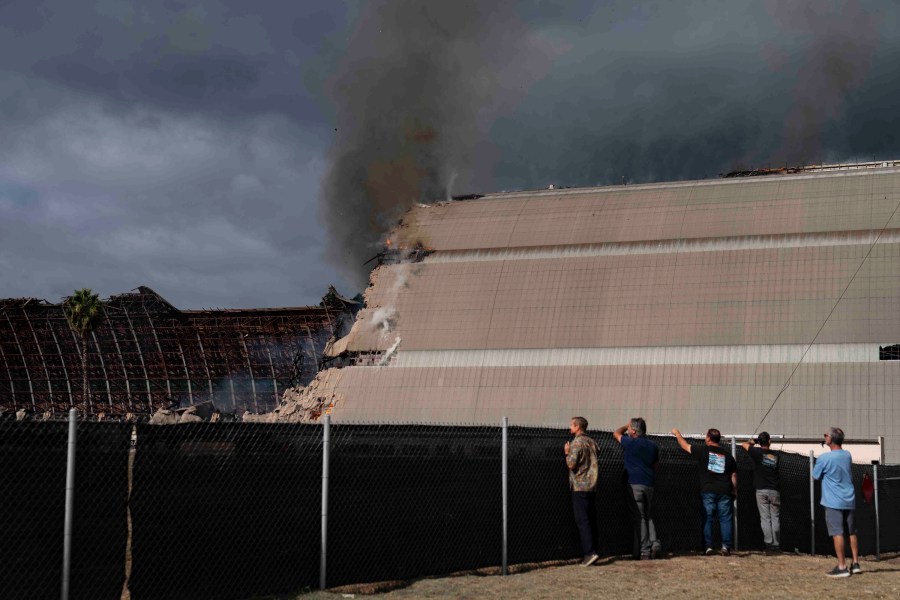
[812,427,860,578]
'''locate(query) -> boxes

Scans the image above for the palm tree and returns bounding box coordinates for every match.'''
[64,288,105,414]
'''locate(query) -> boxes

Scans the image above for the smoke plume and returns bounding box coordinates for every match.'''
[321,0,560,289]
[322,1,897,289]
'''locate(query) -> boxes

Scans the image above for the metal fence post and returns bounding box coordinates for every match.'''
[874,463,880,561]
[61,408,77,600]
[809,450,815,555]
[320,414,330,590]
[501,416,508,576]
[731,435,738,550]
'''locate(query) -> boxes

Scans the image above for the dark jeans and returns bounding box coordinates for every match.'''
[701,492,734,549]
[572,491,598,556]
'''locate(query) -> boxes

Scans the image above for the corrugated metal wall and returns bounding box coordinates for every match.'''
[323,168,900,461]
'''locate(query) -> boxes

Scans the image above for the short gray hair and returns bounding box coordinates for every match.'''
[630,417,646,436]
[828,427,845,446]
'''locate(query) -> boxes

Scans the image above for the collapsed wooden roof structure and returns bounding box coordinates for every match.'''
[0,286,358,417]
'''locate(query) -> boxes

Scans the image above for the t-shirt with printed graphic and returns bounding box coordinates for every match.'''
[690,444,737,495]
[747,446,780,491]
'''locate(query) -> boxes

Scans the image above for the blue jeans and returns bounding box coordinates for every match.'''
[701,492,734,549]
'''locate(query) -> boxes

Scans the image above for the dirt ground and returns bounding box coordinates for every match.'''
[293,552,900,600]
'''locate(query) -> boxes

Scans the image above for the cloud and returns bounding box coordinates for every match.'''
[4,0,900,308]
[0,74,346,307]
[0,1,364,307]
[489,1,899,188]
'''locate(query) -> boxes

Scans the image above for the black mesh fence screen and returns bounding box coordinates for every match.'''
[6,420,900,600]
[878,465,900,552]
[1,421,130,600]
[506,426,581,563]
[327,424,501,587]
[128,423,322,600]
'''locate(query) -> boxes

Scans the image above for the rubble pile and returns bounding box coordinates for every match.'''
[243,370,344,423]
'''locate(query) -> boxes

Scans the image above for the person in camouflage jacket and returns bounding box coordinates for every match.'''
[565,416,600,565]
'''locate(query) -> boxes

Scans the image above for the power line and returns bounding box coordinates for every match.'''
[754,194,900,434]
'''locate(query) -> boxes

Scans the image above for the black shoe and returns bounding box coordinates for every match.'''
[704,547,715,556]
[651,544,661,560]
[826,566,850,578]
[719,547,731,556]
[582,553,599,566]
[850,562,862,574]
[640,554,651,561]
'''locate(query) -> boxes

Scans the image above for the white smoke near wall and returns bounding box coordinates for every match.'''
[378,336,402,366]
[366,262,411,337]
[369,306,398,335]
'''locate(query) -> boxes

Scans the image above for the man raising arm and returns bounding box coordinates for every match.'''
[672,427,737,555]
[617,418,662,559]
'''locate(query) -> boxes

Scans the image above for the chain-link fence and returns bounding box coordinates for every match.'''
[878,465,900,553]
[328,424,501,586]
[1,420,130,600]
[128,423,322,600]
[2,417,899,600]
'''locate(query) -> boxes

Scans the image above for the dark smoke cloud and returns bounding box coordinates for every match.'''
[767,0,879,163]
[321,1,561,289]
[491,0,895,189]
[3,1,899,305]
[324,1,900,288]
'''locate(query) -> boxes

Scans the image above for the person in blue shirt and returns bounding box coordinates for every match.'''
[614,417,661,559]
[812,427,861,578]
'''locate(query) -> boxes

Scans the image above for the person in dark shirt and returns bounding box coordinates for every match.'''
[614,417,661,559]
[741,431,781,553]
[672,427,737,556]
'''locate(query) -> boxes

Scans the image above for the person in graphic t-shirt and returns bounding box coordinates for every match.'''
[672,427,737,556]
[741,431,781,553]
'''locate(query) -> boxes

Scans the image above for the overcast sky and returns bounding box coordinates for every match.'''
[2,1,899,308]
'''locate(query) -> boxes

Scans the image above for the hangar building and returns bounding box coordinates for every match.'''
[282,161,900,461]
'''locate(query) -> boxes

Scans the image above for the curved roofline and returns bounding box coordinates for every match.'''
[476,161,900,201]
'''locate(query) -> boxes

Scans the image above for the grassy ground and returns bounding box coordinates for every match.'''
[285,552,900,600]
